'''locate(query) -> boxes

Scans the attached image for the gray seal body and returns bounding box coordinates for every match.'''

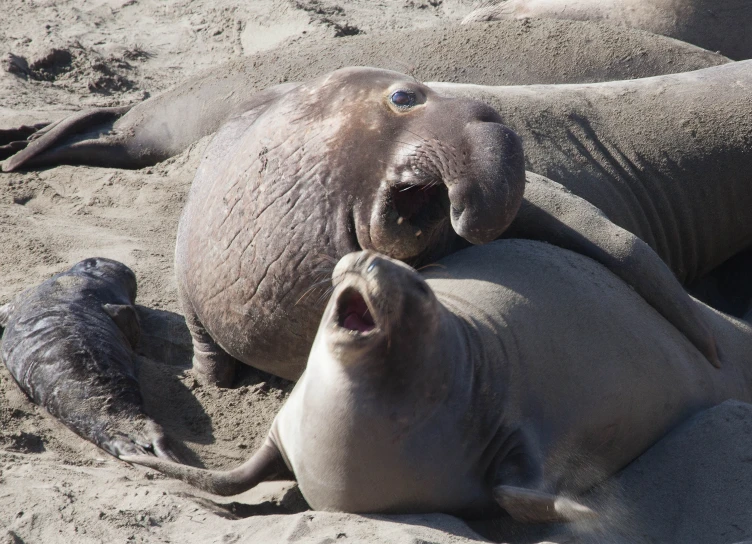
[0,19,727,171]
[432,60,752,286]
[464,0,752,61]
[121,241,752,521]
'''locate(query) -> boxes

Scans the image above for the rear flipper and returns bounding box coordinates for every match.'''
[506,173,720,368]
[120,436,291,495]
[493,485,596,523]
[99,419,182,463]
[1,106,131,172]
[0,123,50,161]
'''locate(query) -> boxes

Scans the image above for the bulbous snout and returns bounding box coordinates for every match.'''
[440,99,526,245]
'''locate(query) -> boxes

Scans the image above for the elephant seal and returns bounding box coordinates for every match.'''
[122,242,752,520]
[463,0,752,60]
[0,257,177,460]
[431,60,752,286]
[0,20,727,172]
[174,67,715,385]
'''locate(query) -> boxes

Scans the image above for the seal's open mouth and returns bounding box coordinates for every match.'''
[335,287,376,333]
[390,182,449,236]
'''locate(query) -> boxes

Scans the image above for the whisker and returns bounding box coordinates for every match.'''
[378,138,422,149]
[316,285,337,305]
[295,278,333,305]
[416,263,447,272]
[385,310,391,350]
[402,128,430,144]
[313,253,338,265]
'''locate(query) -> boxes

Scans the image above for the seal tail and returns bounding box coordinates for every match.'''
[120,436,290,496]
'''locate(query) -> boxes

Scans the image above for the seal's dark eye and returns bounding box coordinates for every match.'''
[390,90,415,110]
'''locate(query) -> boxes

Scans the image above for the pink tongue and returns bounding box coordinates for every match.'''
[343,312,373,333]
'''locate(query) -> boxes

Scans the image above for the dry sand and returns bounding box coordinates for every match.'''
[1,1,751,543]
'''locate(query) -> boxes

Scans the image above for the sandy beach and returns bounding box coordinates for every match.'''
[2,1,752,542]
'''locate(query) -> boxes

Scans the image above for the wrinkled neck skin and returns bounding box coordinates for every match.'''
[269,303,513,517]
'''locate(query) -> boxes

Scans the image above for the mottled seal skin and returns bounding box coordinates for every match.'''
[0,20,727,172]
[431,60,752,286]
[463,0,752,60]
[0,257,177,460]
[176,67,715,386]
[121,243,752,521]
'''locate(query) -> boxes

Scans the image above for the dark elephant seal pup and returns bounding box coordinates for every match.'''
[176,67,715,385]
[122,243,752,520]
[463,0,752,60]
[0,258,177,460]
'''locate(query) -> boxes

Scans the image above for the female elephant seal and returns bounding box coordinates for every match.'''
[175,67,715,385]
[122,242,752,520]
[0,258,177,460]
[463,0,752,60]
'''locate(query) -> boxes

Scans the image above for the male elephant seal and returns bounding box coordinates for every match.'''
[463,0,752,60]
[0,258,177,460]
[174,67,715,385]
[122,242,752,520]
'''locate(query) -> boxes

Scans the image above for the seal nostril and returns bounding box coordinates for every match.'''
[367,262,377,273]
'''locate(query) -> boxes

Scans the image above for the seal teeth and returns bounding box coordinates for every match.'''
[336,287,376,334]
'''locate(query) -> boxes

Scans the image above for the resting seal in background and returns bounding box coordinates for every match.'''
[121,243,752,521]
[175,67,715,384]
[0,19,727,171]
[431,60,752,287]
[0,258,177,460]
[463,0,752,60]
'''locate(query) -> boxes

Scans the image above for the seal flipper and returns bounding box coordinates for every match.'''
[493,485,596,523]
[0,123,50,161]
[102,303,141,348]
[101,420,182,463]
[506,173,720,368]
[2,106,131,172]
[491,428,596,523]
[120,436,291,496]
